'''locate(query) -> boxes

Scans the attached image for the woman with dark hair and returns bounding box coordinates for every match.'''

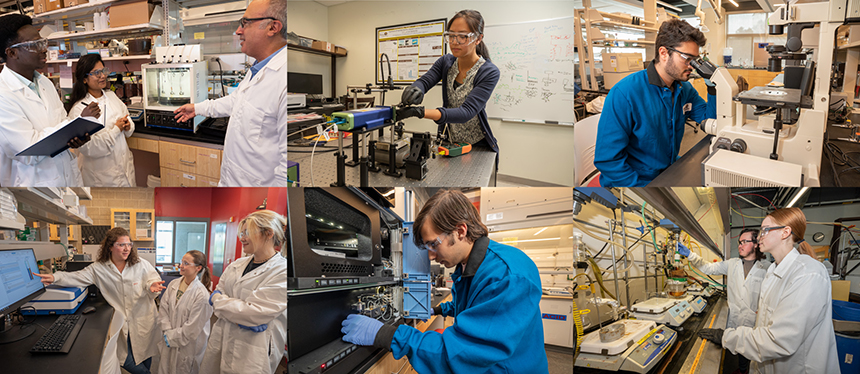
[67,53,136,187]
[157,250,213,374]
[33,227,165,374]
[698,208,840,374]
[397,9,501,153]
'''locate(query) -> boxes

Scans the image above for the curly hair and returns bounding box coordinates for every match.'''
[0,14,32,61]
[655,18,706,58]
[96,227,140,265]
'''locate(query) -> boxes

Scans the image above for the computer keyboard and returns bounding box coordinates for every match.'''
[30,314,85,354]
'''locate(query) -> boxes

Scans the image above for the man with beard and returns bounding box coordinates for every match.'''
[594,18,715,186]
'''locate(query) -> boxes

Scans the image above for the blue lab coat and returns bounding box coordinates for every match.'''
[594,61,716,186]
[389,237,548,374]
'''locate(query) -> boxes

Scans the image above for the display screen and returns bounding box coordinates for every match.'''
[0,249,45,315]
[304,189,373,260]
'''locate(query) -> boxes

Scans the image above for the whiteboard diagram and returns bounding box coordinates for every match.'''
[484,17,577,124]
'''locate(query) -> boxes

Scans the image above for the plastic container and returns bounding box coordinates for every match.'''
[723,47,733,65]
[834,300,860,374]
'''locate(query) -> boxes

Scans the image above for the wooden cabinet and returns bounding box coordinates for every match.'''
[48,224,75,241]
[127,137,159,153]
[158,141,221,186]
[110,209,154,241]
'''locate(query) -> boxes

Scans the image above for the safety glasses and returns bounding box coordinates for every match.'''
[738,239,756,245]
[86,67,111,78]
[239,17,277,28]
[666,46,699,65]
[758,226,787,240]
[419,232,449,252]
[114,242,134,249]
[443,32,478,45]
[8,38,48,53]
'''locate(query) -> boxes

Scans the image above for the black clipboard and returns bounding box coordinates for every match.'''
[16,117,104,158]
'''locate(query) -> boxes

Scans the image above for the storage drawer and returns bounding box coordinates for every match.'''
[160,168,219,187]
[158,141,221,179]
[127,137,159,153]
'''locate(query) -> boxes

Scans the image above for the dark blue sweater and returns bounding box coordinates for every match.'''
[410,54,500,152]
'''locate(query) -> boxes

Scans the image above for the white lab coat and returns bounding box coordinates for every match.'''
[722,248,841,374]
[52,260,162,366]
[0,67,83,186]
[156,277,213,374]
[200,254,287,374]
[194,46,288,187]
[688,252,770,329]
[67,90,136,187]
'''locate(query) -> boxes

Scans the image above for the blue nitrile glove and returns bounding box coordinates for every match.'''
[677,242,691,257]
[163,334,171,348]
[341,314,383,346]
[238,323,268,332]
[209,290,222,306]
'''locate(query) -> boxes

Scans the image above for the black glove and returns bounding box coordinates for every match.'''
[698,328,724,347]
[401,86,424,105]
[396,106,424,121]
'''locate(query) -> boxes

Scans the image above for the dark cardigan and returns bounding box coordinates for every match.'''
[410,54,500,152]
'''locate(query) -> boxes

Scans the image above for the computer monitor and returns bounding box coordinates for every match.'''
[0,248,46,344]
[288,72,323,95]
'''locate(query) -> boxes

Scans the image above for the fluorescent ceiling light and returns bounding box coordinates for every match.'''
[534,227,548,236]
[727,0,739,6]
[786,187,809,208]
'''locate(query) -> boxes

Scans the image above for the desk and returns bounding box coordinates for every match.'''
[2,294,114,373]
[288,145,497,187]
[649,136,712,187]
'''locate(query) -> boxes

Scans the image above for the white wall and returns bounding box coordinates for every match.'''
[290,0,576,185]
[287,0,334,97]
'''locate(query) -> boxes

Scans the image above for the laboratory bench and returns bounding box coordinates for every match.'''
[1,293,114,373]
[650,126,860,186]
[127,118,227,187]
[288,144,498,187]
[576,293,729,374]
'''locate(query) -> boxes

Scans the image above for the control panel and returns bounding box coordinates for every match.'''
[144,109,195,131]
[621,325,678,372]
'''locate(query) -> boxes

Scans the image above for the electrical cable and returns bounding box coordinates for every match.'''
[214,58,226,98]
[310,122,340,187]
[732,193,776,210]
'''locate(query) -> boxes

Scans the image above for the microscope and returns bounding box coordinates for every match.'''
[694,0,855,186]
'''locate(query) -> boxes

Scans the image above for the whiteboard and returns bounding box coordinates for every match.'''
[376,19,447,85]
[484,16,577,125]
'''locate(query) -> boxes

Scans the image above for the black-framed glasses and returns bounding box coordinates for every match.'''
[239,17,277,28]
[738,239,756,245]
[86,67,111,78]
[666,46,699,65]
[758,226,787,239]
[419,232,449,252]
[8,38,48,53]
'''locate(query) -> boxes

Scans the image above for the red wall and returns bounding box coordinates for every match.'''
[155,188,288,288]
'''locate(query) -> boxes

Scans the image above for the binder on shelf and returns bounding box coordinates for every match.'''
[16,117,104,157]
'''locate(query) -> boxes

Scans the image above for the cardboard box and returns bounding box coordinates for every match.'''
[604,53,643,73]
[33,0,47,13]
[334,46,347,55]
[64,0,88,7]
[45,0,63,12]
[753,42,771,68]
[109,0,155,28]
[832,280,851,302]
[312,40,334,53]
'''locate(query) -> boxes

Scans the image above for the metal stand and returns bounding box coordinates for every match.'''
[770,109,783,160]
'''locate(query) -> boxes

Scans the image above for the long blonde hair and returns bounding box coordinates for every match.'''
[767,208,816,258]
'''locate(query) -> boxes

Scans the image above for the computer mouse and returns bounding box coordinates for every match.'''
[82,306,96,314]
